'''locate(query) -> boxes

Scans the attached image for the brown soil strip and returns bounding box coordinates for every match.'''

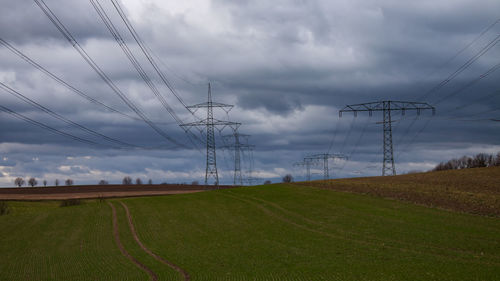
[0,183,236,200]
[120,201,190,281]
[0,190,203,200]
[108,202,158,281]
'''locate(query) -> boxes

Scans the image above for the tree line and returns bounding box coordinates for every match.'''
[14,177,73,187]
[12,176,198,187]
[433,152,500,171]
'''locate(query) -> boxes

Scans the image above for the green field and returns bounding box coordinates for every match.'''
[1,175,500,280]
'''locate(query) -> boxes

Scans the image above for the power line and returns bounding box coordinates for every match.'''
[34,0,186,148]
[419,33,500,102]
[326,117,340,154]
[0,104,99,147]
[434,61,500,106]
[90,0,183,125]
[392,21,500,155]
[0,37,176,125]
[414,18,500,90]
[444,88,500,115]
[0,82,138,148]
[339,116,356,153]
[110,0,194,114]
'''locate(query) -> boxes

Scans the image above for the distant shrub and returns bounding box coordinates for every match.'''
[98,180,108,185]
[191,181,199,185]
[28,177,37,187]
[0,201,9,215]
[60,199,82,207]
[282,174,293,183]
[14,177,24,187]
[264,180,272,185]
[122,176,132,185]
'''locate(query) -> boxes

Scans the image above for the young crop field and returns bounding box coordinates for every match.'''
[1,168,499,280]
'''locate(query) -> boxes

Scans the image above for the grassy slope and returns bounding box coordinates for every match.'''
[0,200,147,281]
[123,184,500,281]
[302,166,500,216]
[1,169,499,280]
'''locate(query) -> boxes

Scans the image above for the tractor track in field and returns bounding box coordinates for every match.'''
[108,202,158,281]
[221,191,500,267]
[119,201,191,281]
[228,191,499,260]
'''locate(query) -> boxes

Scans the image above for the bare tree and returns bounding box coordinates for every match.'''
[55,179,59,186]
[14,177,24,187]
[191,181,199,185]
[43,180,47,187]
[147,179,153,185]
[28,177,38,187]
[65,179,73,186]
[135,178,142,185]
[471,153,489,168]
[122,176,132,185]
[282,174,293,183]
[98,180,108,185]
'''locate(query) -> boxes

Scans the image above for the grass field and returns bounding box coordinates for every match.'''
[1,168,499,280]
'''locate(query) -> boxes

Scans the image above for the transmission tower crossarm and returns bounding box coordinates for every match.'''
[187,102,234,109]
[339,100,436,117]
[338,100,435,176]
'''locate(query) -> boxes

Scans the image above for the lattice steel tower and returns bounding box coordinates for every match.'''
[181,83,239,185]
[293,158,315,181]
[222,131,253,185]
[340,101,435,176]
[305,153,348,180]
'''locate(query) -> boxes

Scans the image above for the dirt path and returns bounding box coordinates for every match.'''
[120,201,190,281]
[108,202,158,281]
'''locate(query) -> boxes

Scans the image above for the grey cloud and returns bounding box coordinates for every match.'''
[1,0,499,186]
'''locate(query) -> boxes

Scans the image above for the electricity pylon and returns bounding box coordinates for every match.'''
[222,130,254,186]
[339,101,435,176]
[305,153,348,180]
[181,83,240,185]
[293,157,315,181]
[244,146,257,185]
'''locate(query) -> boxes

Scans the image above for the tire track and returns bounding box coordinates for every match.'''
[108,202,158,281]
[120,201,190,281]
[221,192,500,266]
[229,190,500,261]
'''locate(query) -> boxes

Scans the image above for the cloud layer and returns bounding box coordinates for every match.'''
[0,0,499,186]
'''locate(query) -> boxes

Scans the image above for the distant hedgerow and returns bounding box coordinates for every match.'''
[60,199,82,207]
[0,201,10,215]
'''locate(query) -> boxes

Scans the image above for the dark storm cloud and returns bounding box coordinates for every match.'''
[0,0,499,185]
[0,0,109,44]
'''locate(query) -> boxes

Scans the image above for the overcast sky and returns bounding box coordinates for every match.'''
[0,0,499,186]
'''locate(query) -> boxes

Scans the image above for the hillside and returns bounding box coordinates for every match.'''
[1,182,499,280]
[300,166,500,216]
